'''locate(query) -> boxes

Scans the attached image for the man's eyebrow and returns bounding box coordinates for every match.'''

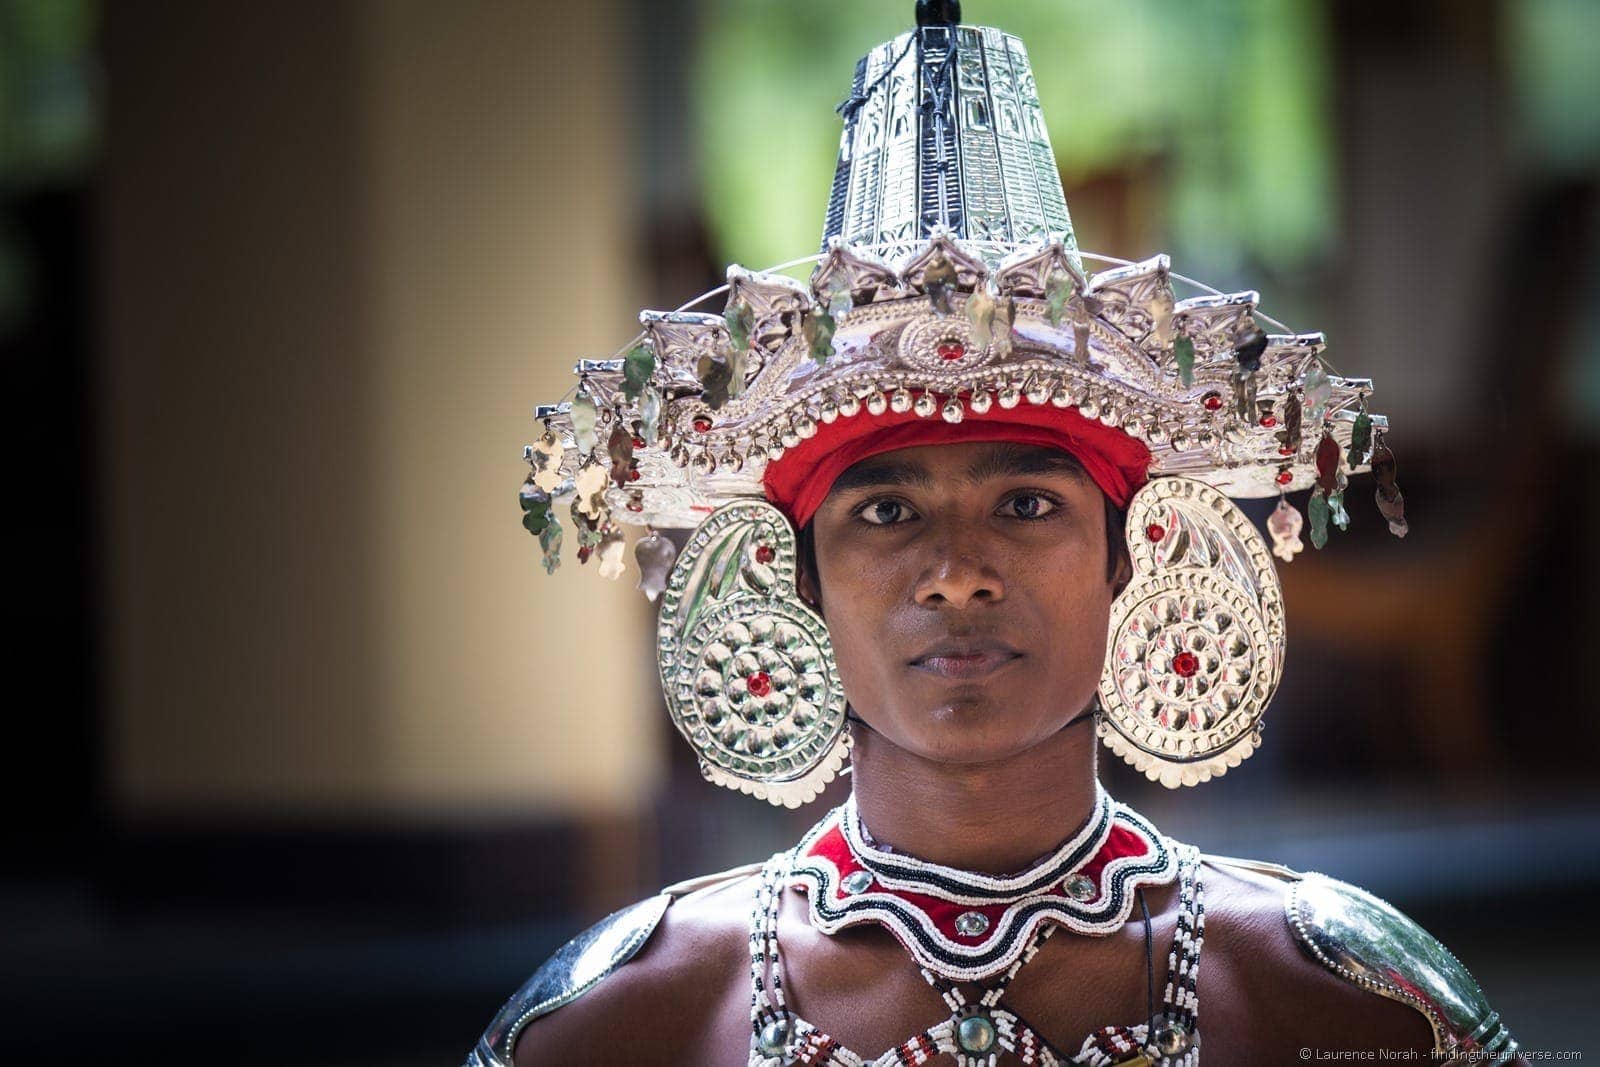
[829,457,936,493]
[963,444,1091,484]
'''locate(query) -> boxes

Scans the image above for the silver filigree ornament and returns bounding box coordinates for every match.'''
[1099,477,1287,788]
[656,500,850,808]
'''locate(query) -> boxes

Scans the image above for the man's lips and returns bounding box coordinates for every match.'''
[908,641,1024,680]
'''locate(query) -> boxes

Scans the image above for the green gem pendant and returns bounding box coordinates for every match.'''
[1173,334,1196,387]
[956,1012,997,1054]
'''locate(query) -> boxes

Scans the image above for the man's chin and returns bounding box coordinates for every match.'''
[899,697,1062,765]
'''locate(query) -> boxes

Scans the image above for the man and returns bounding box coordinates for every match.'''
[487,4,1520,1064]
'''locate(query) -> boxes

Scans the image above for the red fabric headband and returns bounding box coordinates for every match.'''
[762,395,1153,529]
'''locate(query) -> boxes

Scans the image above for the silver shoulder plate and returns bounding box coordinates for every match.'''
[1287,874,1519,1064]
[465,893,672,1067]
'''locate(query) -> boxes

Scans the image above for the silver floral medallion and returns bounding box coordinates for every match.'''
[657,500,850,807]
[1099,476,1286,787]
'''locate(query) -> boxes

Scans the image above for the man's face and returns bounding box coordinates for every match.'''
[803,441,1128,765]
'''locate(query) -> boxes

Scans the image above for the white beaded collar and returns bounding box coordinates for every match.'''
[787,787,1179,981]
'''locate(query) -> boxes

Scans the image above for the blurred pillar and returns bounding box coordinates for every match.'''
[1327,0,1508,436]
[101,0,659,828]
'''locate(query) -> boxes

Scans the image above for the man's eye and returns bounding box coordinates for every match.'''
[1001,493,1057,520]
[860,500,913,525]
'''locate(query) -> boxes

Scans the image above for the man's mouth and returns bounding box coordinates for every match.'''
[909,640,1024,680]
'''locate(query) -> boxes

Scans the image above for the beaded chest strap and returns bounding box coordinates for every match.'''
[750,842,1206,1067]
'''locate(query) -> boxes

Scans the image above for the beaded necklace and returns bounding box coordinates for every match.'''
[749,805,1206,1067]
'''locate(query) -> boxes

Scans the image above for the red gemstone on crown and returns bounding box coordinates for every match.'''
[1259,415,1277,428]
[692,416,713,433]
[746,671,773,697]
[1275,469,1293,485]
[632,435,646,448]
[1145,523,1165,543]
[628,468,641,481]
[1202,392,1223,411]
[755,544,776,564]
[1172,651,1200,678]
[1278,447,1295,456]
[936,341,966,361]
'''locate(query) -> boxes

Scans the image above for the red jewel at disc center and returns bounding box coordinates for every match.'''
[1171,651,1200,678]
[936,340,966,361]
[746,671,773,697]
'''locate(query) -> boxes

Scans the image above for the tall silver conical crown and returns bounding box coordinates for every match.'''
[821,21,1076,263]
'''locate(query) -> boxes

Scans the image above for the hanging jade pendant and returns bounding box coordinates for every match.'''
[825,271,853,319]
[622,343,655,401]
[634,530,678,602]
[595,526,626,580]
[538,514,563,574]
[570,499,603,550]
[1328,489,1350,531]
[606,423,635,489]
[1279,392,1304,454]
[571,387,598,456]
[966,287,996,348]
[1302,363,1332,425]
[1173,335,1195,387]
[1371,437,1410,538]
[1308,489,1330,550]
[573,459,608,521]
[1233,326,1267,373]
[1347,408,1373,466]
[1268,496,1305,561]
[519,480,551,536]
[1315,432,1341,493]
[724,296,754,353]
[639,386,662,445]
[1376,486,1408,537]
[1045,267,1073,328]
[1232,366,1259,421]
[802,308,837,364]
[1149,284,1175,348]
[697,351,733,410]
[923,252,957,317]
[725,342,747,400]
[529,428,565,492]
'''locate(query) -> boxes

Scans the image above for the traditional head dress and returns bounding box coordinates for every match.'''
[518,2,1405,805]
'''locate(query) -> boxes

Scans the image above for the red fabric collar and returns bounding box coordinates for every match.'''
[762,395,1152,528]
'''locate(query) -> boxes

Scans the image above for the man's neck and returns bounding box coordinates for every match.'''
[846,719,1101,875]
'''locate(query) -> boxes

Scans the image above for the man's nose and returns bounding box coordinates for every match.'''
[912,524,1006,608]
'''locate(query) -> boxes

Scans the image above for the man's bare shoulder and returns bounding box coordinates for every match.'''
[1196,855,1437,1062]
[509,868,760,1066]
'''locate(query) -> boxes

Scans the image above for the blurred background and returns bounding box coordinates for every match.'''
[3,0,1598,1062]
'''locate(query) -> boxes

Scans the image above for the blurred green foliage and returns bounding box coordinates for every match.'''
[0,0,96,186]
[0,0,95,337]
[1510,0,1600,176]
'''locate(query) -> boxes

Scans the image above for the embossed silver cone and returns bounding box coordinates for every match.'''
[822,21,1076,264]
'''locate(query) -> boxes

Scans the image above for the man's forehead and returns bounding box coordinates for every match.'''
[829,442,1093,493]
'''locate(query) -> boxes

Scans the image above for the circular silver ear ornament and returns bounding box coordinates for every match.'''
[1099,476,1286,788]
[656,500,850,808]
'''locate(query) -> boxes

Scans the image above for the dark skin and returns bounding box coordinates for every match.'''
[515,443,1523,1066]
